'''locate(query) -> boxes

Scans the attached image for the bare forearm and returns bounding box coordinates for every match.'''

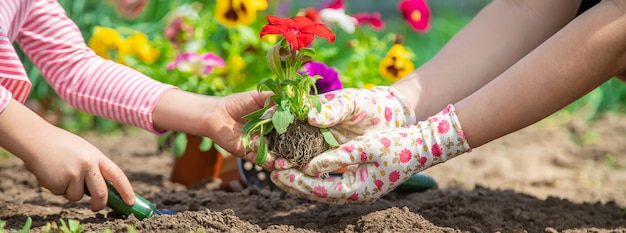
[457,0,626,147]
[0,100,57,163]
[393,0,580,120]
[152,89,215,136]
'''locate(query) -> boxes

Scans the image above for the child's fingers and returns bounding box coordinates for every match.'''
[64,175,85,202]
[99,157,135,208]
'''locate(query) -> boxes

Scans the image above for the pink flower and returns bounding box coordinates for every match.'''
[398,0,431,33]
[358,167,369,182]
[375,179,384,189]
[349,193,359,201]
[370,117,381,126]
[324,93,336,101]
[431,143,442,157]
[418,156,427,165]
[416,137,423,145]
[349,110,367,123]
[167,52,225,75]
[360,152,367,162]
[336,182,343,191]
[351,12,385,31]
[373,161,380,167]
[399,148,412,163]
[384,107,393,122]
[276,159,285,168]
[289,174,295,183]
[399,132,408,138]
[341,144,355,153]
[438,119,450,134]
[389,170,401,182]
[380,137,391,148]
[313,185,328,198]
[326,0,344,9]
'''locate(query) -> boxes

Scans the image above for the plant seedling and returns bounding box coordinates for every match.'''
[242,15,339,168]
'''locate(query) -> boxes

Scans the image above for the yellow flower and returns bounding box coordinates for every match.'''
[88,26,125,60]
[125,32,160,64]
[378,44,415,82]
[215,0,268,28]
[386,44,412,60]
[378,56,415,82]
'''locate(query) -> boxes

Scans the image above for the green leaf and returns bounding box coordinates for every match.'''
[242,105,270,120]
[256,134,268,166]
[242,134,251,149]
[272,106,294,134]
[242,118,266,135]
[199,137,213,152]
[17,217,31,233]
[266,42,284,77]
[67,219,83,233]
[214,144,229,156]
[156,133,170,148]
[310,95,322,113]
[320,128,339,147]
[174,132,188,157]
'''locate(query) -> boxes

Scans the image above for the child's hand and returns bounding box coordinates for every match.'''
[204,91,272,158]
[0,100,135,211]
[307,86,417,144]
[271,105,471,204]
[24,127,135,211]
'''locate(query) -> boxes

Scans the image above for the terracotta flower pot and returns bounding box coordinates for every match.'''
[169,133,247,191]
[170,134,224,187]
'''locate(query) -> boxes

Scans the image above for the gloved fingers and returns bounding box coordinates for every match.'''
[270,165,381,204]
[299,138,377,177]
[308,89,362,128]
[326,127,362,144]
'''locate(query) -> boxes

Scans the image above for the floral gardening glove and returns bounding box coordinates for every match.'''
[270,104,471,204]
[308,86,417,144]
[246,86,416,170]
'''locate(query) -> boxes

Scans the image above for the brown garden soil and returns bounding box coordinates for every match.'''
[2,112,626,232]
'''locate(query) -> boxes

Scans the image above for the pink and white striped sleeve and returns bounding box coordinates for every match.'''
[15,0,177,134]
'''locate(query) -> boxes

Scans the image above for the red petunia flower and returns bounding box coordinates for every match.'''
[398,0,431,33]
[260,15,336,51]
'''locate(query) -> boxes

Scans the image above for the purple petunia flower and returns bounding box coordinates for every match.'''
[300,61,343,94]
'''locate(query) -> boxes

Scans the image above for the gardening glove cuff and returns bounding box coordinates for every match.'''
[271,104,471,204]
[308,86,416,143]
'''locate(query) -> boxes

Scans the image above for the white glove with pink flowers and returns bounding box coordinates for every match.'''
[308,86,417,143]
[248,86,418,170]
[270,102,472,204]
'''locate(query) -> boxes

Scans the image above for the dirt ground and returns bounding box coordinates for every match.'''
[1,112,626,232]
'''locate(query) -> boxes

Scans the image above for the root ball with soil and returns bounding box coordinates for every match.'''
[267,120,331,169]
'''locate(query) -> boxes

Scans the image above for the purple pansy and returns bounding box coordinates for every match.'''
[300,61,343,94]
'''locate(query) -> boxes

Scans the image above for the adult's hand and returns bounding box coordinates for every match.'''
[271,105,471,204]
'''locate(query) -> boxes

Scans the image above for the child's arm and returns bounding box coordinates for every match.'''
[16,0,176,134]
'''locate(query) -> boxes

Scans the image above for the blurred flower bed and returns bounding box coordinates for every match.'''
[20,0,475,134]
